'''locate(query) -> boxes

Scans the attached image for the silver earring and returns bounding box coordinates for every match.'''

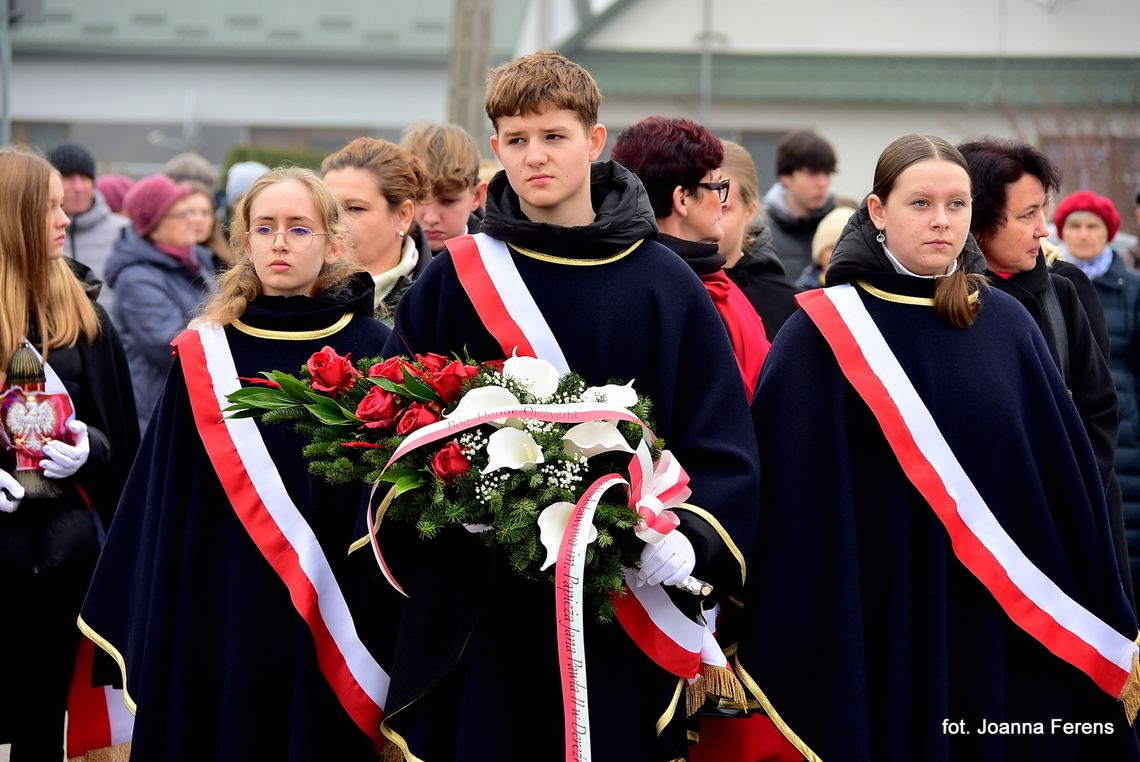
[876,230,886,244]
[397,229,405,239]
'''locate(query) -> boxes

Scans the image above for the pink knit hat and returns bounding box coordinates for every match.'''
[1055,190,1121,241]
[96,174,134,214]
[123,175,191,237]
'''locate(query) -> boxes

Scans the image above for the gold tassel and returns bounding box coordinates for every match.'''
[685,677,704,717]
[67,742,131,762]
[379,740,406,762]
[1121,646,1140,725]
[702,663,747,707]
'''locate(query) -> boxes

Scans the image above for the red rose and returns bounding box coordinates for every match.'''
[307,346,361,396]
[395,402,442,435]
[431,441,470,482]
[355,386,404,430]
[481,359,506,374]
[428,360,479,404]
[417,353,450,373]
[368,356,419,384]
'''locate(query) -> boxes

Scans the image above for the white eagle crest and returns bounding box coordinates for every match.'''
[5,398,57,452]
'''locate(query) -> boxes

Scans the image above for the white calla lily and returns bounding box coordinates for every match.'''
[482,427,544,473]
[503,354,562,400]
[537,501,598,571]
[446,385,520,426]
[562,420,635,460]
[582,380,638,408]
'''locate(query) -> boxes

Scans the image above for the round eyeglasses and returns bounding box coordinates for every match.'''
[694,178,730,204]
[245,225,330,252]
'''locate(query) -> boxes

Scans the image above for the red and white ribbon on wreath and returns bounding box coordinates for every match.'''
[365,400,652,595]
[627,439,688,543]
[798,283,1140,708]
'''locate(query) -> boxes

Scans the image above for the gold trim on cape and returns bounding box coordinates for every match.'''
[856,278,980,306]
[734,655,822,762]
[675,503,747,587]
[855,279,934,306]
[655,677,686,736]
[508,238,644,266]
[77,615,138,715]
[230,312,354,340]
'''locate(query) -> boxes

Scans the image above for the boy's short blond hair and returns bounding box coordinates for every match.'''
[401,122,482,198]
[485,51,602,132]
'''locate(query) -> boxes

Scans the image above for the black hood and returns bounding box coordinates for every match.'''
[731,219,789,278]
[65,257,104,300]
[826,200,986,287]
[481,161,658,259]
[658,234,724,276]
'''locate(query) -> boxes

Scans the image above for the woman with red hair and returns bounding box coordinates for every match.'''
[612,117,769,400]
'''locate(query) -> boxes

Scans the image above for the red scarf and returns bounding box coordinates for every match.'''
[700,271,769,400]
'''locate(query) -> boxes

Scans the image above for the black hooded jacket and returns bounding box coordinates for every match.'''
[724,218,802,340]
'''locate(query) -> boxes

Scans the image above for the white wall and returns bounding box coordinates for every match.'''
[583,0,1140,57]
[12,56,449,129]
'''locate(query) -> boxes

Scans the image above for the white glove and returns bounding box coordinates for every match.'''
[0,468,24,513]
[637,530,696,588]
[40,419,90,480]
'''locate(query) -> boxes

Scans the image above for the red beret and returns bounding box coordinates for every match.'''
[1055,190,1121,241]
[124,175,191,237]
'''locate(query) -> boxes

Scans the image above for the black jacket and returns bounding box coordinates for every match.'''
[723,218,802,340]
[985,254,1131,606]
[761,182,836,277]
[1090,252,1140,600]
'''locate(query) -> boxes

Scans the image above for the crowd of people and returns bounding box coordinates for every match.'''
[1,49,1139,761]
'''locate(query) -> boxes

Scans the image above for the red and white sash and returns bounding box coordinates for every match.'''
[174,324,389,748]
[449,234,728,759]
[449,233,570,374]
[798,283,1140,706]
[66,637,134,757]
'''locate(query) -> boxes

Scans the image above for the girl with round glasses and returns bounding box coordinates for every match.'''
[81,167,394,760]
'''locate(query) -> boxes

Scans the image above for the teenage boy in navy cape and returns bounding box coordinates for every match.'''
[374,51,760,761]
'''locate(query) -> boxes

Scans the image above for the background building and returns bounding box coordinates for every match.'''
[9,0,1140,231]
